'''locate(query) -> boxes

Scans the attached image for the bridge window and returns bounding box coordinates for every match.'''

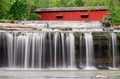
[80,14,89,18]
[56,15,63,19]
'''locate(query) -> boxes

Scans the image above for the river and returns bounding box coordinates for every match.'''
[0,70,120,79]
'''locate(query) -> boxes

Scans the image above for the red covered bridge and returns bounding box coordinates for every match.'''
[35,6,108,21]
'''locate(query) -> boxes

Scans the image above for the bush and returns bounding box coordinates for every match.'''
[109,7,120,26]
[0,19,11,23]
[28,13,40,20]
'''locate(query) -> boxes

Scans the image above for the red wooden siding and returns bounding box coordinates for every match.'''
[37,11,108,21]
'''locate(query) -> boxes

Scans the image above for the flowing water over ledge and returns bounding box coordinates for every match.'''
[0,70,120,79]
[0,21,120,79]
[0,31,120,69]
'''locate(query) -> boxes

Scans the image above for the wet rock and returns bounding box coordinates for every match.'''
[52,27,72,31]
[95,75,108,79]
[0,23,41,31]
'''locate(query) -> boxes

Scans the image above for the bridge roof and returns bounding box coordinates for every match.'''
[35,6,107,12]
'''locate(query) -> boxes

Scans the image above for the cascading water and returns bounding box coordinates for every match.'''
[5,32,47,69]
[1,31,77,69]
[61,33,66,68]
[6,33,14,68]
[66,33,76,69]
[54,32,58,68]
[53,32,76,69]
[79,33,86,68]
[0,28,120,70]
[84,33,95,69]
[109,32,118,69]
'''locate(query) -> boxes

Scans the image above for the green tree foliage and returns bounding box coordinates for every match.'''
[0,0,120,26]
[52,0,68,7]
[9,0,39,20]
[67,0,84,7]
[74,0,84,6]
[0,0,7,19]
[52,0,84,7]
[107,0,120,26]
[83,0,108,6]
[9,0,28,20]
[0,0,13,19]
[34,0,51,8]
[109,7,120,25]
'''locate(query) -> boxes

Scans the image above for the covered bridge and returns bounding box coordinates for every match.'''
[35,6,108,21]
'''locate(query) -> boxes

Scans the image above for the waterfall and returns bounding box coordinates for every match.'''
[4,32,77,69]
[38,33,44,68]
[54,32,58,68]
[0,31,119,70]
[109,32,117,69]
[24,33,30,68]
[53,32,76,69]
[84,33,95,69]
[79,33,86,68]
[16,34,25,68]
[66,33,76,69]
[6,33,14,68]
[48,33,53,68]
[5,32,47,69]
[61,33,66,68]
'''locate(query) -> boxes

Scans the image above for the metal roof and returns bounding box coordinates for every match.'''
[35,6,107,12]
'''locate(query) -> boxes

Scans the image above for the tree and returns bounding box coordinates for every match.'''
[109,7,120,25]
[26,0,40,20]
[74,0,84,6]
[52,0,70,7]
[9,0,28,20]
[0,0,14,19]
[67,0,84,7]
[1,0,120,24]
[83,0,108,6]
[34,0,51,8]
[8,0,39,20]
[107,0,120,26]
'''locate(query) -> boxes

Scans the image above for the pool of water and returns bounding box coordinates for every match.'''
[0,70,120,79]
